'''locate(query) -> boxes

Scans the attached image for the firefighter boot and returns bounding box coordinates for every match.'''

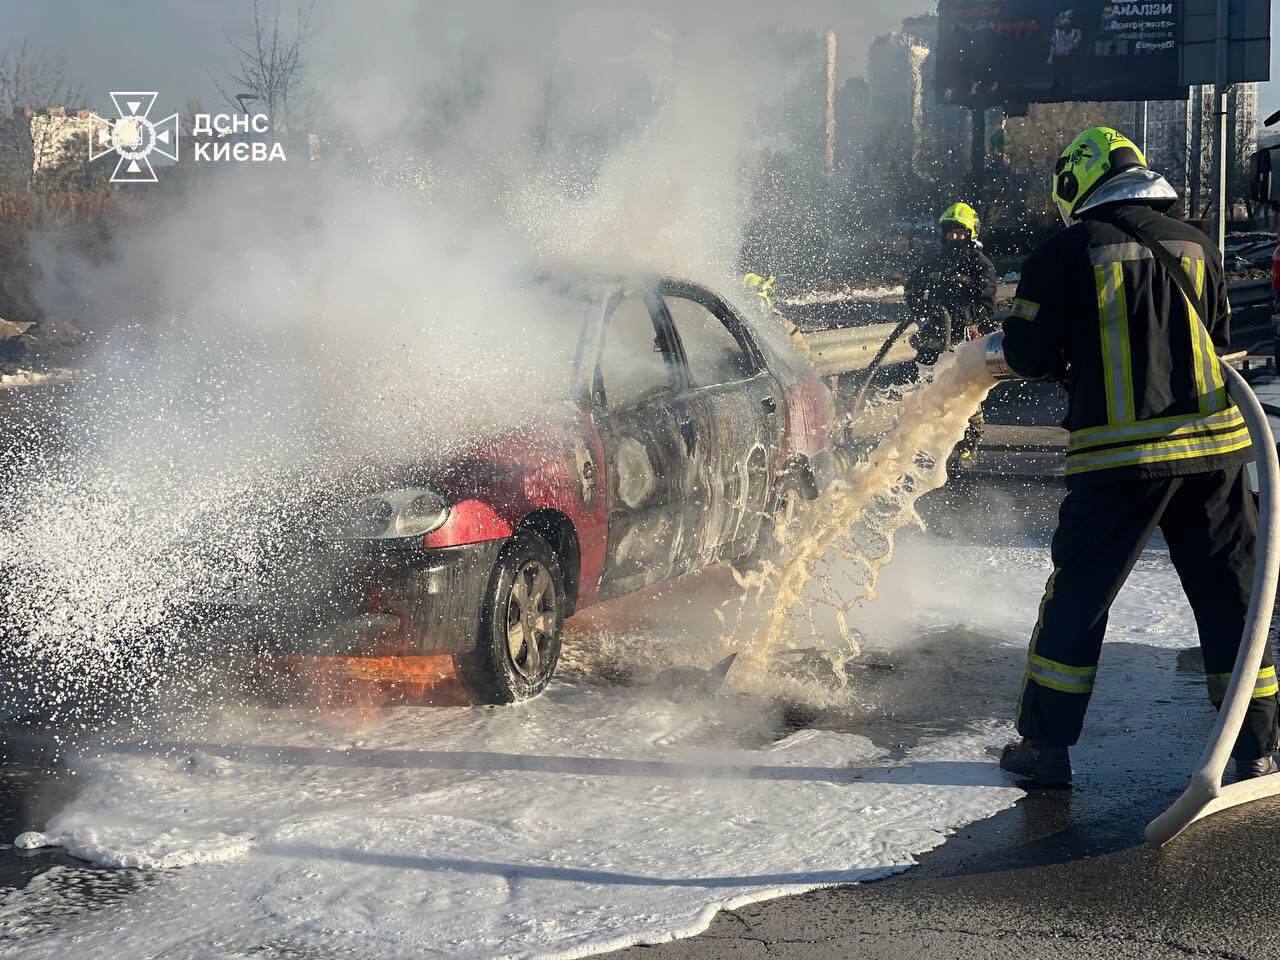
[999,738,1072,788]
[1235,755,1278,781]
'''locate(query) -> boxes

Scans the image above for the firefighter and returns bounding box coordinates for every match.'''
[906,202,998,364]
[906,202,997,458]
[993,126,1280,787]
[742,271,776,309]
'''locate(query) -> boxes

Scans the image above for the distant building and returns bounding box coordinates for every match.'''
[1138,84,1258,215]
[866,16,972,188]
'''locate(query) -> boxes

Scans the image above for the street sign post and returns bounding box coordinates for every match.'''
[1180,0,1270,251]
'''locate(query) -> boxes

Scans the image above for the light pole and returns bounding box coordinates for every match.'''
[1211,0,1230,251]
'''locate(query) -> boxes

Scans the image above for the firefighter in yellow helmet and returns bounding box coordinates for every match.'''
[988,126,1279,787]
[742,272,776,308]
[905,202,998,366]
[905,201,997,458]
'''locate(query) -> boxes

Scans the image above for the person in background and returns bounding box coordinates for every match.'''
[905,202,998,365]
[905,201,998,457]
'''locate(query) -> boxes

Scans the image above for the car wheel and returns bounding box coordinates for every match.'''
[453,530,564,704]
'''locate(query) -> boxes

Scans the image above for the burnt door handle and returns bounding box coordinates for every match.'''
[760,396,778,415]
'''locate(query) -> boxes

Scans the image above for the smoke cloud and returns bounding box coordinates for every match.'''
[0,1,931,734]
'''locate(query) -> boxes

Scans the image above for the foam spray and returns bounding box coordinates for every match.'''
[728,344,997,667]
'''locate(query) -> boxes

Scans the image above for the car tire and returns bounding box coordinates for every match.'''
[453,530,564,704]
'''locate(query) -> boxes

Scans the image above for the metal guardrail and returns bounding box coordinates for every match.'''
[798,322,919,377]
[793,278,1271,379]
[1228,277,1273,309]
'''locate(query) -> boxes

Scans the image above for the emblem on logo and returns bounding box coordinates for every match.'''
[89,93,179,183]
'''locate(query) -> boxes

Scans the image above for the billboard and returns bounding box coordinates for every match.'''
[936,1,1188,108]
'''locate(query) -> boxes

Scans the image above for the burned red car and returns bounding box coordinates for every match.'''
[229,274,836,703]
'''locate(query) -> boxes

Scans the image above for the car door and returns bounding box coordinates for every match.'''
[660,282,782,567]
[592,287,698,600]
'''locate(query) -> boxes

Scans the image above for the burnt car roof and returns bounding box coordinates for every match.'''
[521,267,703,302]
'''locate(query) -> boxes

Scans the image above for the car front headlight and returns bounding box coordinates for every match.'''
[322,488,450,540]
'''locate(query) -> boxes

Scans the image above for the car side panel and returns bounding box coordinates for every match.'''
[672,376,779,567]
[594,398,692,599]
[421,413,608,608]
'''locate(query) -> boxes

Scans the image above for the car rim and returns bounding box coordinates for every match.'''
[506,560,557,680]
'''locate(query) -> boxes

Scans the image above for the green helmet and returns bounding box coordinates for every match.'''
[1052,127,1153,226]
[939,201,979,239]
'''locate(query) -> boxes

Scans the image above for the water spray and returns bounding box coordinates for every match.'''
[727,337,1004,668]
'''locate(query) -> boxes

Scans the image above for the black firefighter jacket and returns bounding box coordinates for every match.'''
[905,241,998,350]
[1002,203,1251,484]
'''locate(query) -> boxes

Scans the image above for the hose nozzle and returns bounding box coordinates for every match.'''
[983,332,1020,381]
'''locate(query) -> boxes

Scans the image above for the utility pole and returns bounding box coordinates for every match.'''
[825,31,837,179]
[1211,0,1229,251]
[971,107,986,206]
[1190,85,1203,217]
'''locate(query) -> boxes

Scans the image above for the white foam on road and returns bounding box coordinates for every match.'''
[6,685,1019,959]
[779,285,904,306]
[4,535,1205,958]
[859,535,1198,651]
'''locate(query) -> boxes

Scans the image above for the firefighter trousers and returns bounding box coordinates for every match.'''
[1016,464,1280,761]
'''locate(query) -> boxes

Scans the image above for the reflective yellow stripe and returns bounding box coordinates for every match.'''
[1180,256,1226,414]
[1095,261,1134,424]
[1017,568,1060,729]
[1067,406,1244,452]
[1183,256,1209,408]
[1011,298,1040,320]
[1064,425,1251,475]
[1026,653,1097,695]
[1206,665,1278,702]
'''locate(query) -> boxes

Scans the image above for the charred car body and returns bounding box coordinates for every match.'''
[220,274,836,703]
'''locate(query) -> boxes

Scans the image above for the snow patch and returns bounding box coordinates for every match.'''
[14,831,51,850]
[0,368,77,391]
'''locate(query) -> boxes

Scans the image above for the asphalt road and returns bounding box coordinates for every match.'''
[603,638,1280,960]
[599,377,1280,960]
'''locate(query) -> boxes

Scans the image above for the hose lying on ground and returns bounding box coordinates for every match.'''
[1145,361,1280,846]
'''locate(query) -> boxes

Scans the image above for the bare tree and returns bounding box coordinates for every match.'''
[0,44,84,189]
[213,0,314,135]
[1004,101,1130,221]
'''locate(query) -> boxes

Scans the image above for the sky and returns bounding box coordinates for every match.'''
[1,1,1277,132]
[0,1,916,116]
[1262,19,1280,123]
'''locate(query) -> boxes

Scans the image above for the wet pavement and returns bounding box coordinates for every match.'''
[602,614,1280,959]
[10,604,1276,957]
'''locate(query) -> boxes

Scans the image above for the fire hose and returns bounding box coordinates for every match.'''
[847,305,969,419]
[982,333,1280,844]
[1144,360,1280,846]
[846,312,923,418]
